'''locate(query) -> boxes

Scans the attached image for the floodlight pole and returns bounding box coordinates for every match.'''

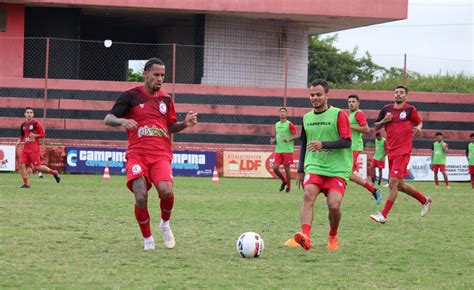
[283,48,289,108]
[42,37,50,145]
[403,53,407,86]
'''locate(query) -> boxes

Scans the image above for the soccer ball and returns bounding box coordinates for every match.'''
[236,232,264,258]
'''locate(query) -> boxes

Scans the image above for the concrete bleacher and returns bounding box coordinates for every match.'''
[0,78,472,154]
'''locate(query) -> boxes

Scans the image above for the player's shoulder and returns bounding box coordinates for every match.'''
[382,104,394,111]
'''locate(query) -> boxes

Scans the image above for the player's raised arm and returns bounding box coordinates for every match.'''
[168,111,198,133]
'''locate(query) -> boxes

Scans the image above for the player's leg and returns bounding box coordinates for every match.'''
[397,180,432,216]
[377,168,383,186]
[294,174,322,250]
[283,165,291,192]
[441,166,449,188]
[350,172,381,204]
[151,157,176,249]
[433,166,439,188]
[325,178,345,250]
[131,177,155,250]
[273,155,287,191]
[369,163,376,184]
[19,163,29,188]
[34,164,60,183]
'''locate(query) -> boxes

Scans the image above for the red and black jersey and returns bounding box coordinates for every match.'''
[110,86,177,159]
[376,103,422,156]
[20,119,45,154]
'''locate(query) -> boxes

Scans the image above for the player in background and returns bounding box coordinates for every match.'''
[16,107,60,188]
[369,132,388,187]
[370,85,432,224]
[104,58,197,251]
[431,132,450,189]
[467,133,474,189]
[293,79,352,251]
[347,95,382,204]
[270,107,298,192]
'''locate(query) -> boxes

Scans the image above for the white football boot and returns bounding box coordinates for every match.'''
[160,221,176,249]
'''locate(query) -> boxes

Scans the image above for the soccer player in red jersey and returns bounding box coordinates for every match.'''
[105,58,197,251]
[270,107,298,192]
[294,79,353,251]
[347,95,382,205]
[16,107,61,188]
[370,85,432,224]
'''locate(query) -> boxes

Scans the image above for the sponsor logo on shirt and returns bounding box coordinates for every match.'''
[306,121,331,126]
[25,136,35,142]
[137,125,167,138]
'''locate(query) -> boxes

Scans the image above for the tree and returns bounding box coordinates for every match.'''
[127,68,144,82]
[308,35,384,85]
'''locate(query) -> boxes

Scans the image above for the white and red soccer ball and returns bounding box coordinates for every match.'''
[236,232,264,258]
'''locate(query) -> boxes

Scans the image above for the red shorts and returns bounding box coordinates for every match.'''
[274,152,293,167]
[388,154,410,179]
[20,151,41,167]
[432,164,446,173]
[468,165,474,174]
[352,151,360,172]
[303,173,347,196]
[371,158,385,169]
[126,155,173,192]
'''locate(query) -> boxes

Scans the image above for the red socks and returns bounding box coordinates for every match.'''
[363,182,375,193]
[23,178,28,185]
[435,180,439,186]
[48,169,56,175]
[160,194,174,221]
[412,191,427,204]
[381,199,395,218]
[329,226,338,237]
[134,204,151,238]
[302,224,311,236]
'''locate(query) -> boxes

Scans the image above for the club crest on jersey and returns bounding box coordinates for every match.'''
[132,164,142,174]
[159,101,167,115]
[139,103,145,108]
[29,125,33,130]
[399,111,407,120]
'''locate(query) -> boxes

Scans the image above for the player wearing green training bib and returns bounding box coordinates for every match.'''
[270,107,298,192]
[431,132,450,189]
[369,132,387,187]
[348,94,382,205]
[467,133,474,189]
[293,79,352,252]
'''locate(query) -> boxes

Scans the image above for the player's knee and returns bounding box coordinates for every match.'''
[327,202,340,213]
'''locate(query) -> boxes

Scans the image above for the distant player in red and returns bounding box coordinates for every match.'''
[370,85,432,224]
[16,107,60,188]
[105,58,197,251]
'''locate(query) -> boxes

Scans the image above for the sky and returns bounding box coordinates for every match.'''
[323,0,474,76]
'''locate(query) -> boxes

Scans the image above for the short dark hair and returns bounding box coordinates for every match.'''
[25,107,33,112]
[435,132,443,136]
[396,85,408,94]
[348,94,360,101]
[470,133,474,138]
[144,58,165,71]
[375,132,381,137]
[279,107,288,112]
[310,79,329,93]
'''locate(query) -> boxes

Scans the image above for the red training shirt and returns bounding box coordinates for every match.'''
[376,103,422,156]
[19,119,45,154]
[110,86,177,159]
[354,111,368,126]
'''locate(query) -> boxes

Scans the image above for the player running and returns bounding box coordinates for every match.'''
[16,107,60,188]
[104,58,197,251]
[369,132,388,187]
[370,85,432,224]
[347,94,382,204]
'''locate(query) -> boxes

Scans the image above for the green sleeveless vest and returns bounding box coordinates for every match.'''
[373,138,386,161]
[432,141,447,165]
[275,120,294,153]
[349,110,364,151]
[303,107,352,182]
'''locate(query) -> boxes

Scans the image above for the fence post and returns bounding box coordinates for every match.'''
[42,37,50,145]
[403,53,407,86]
[283,47,289,108]
[171,43,176,144]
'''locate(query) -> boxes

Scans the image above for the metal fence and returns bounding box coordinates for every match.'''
[1,37,473,149]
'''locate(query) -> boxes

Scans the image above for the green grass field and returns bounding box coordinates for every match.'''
[0,173,473,288]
